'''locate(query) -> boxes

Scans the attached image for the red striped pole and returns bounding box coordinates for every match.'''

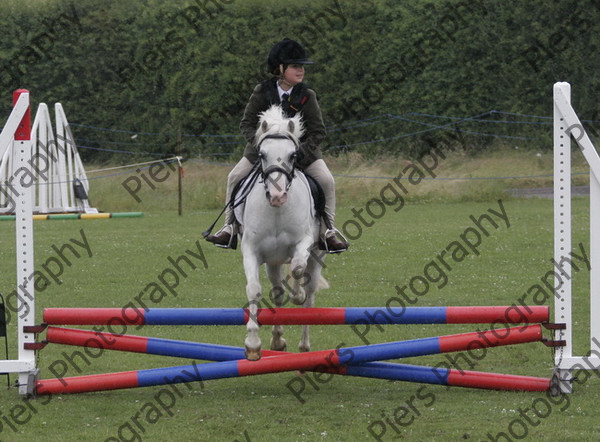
[42,305,550,326]
[43,326,551,392]
[37,325,547,395]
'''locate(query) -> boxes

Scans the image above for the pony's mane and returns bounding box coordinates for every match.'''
[255,105,304,146]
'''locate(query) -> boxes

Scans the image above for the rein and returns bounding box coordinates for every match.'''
[201,161,261,238]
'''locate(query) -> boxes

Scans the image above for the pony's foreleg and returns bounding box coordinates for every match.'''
[289,237,314,305]
[243,252,262,361]
[266,264,287,352]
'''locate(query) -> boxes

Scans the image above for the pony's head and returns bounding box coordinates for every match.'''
[255,105,304,207]
[255,105,304,145]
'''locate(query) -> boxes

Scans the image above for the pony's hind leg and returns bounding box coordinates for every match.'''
[299,255,323,353]
[266,264,287,351]
[299,286,315,353]
[243,250,262,360]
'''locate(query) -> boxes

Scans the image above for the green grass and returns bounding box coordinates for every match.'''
[0,151,597,441]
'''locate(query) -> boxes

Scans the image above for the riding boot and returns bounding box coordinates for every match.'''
[205,224,238,249]
[324,228,348,253]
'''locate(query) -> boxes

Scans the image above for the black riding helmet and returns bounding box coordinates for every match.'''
[267,38,314,75]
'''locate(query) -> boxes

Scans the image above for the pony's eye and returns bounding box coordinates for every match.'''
[258,151,265,160]
[290,152,297,160]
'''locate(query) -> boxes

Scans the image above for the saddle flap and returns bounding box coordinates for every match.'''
[304,173,326,218]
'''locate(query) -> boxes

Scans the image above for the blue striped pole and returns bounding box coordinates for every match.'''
[38,325,549,394]
[43,305,550,326]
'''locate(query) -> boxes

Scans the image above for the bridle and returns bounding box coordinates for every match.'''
[257,134,299,197]
[201,133,300,239]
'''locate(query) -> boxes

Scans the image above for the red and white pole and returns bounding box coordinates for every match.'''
[13,89,38,395]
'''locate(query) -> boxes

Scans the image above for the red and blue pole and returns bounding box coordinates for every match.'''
[37,324,549,394]
[46,326,266,362]
[344,362,550,391]
[43,305,549,326]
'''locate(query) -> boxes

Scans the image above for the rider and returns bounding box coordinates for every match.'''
[205,38,348,253]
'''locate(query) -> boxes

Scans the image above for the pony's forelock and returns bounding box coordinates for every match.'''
[256,105,304,145]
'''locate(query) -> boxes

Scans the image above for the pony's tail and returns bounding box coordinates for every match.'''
[283,264,330,291]
[317,275,330,290]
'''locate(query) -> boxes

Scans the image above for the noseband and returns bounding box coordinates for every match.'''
[258,134,299,197]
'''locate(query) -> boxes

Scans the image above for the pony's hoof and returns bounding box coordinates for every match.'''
[290,293,306,305]
[245,346,262,361]
[270,339,287,352]
[299,344,310,353]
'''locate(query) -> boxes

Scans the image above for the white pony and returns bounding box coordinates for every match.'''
[238,105,326,360]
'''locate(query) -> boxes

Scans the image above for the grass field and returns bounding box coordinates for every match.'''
[1,150,598,441]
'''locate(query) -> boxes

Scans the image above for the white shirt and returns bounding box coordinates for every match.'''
[277,83,294,102]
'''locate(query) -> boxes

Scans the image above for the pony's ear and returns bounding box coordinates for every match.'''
[261,120,269,132]
[287,120,295,134]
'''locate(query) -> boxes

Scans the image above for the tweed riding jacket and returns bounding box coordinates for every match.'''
[240,77,326,170]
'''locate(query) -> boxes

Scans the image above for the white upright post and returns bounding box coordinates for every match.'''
[54,108,68,211]
[11,89,38,394]
[55,103,96,213]
[32,103,50,213]
[553,82,600,393]
[553,82,573,393]
[591,144,600,359]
